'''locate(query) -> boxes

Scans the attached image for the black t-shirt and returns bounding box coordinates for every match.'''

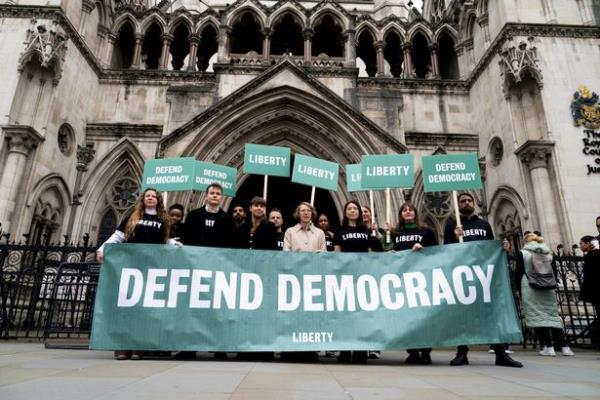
[393,225,438,251]
[118,212,166,244]
[324,231,335,252]
[444,214,494,244]
[169,222,184,240]
[182,207,233,247]
[333,225,372,252]
[275,231,285,251]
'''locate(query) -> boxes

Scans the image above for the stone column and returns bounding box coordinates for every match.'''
[105,33,117,68]
[375,40,385,76]
[187,34,200,71]
[217,19,231,63]
[79,0,95,39]
[65,145,96,238]
[131,33,143,69]
[429,43,440,78]
[402,42,413,77]
[516,141,561,247]
[0,126,44,234]
[262,28,271,63]
[302,28,313,66]
[343,28,356,67]
[159,33,174,69]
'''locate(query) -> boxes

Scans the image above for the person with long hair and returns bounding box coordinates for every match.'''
[96,187,180,360]
[516,231,574,356]
[235,196,278,250]
[392,202,438,364]
[334,200,373,363]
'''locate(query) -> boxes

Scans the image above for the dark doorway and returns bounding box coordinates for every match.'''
[230,174,340,231]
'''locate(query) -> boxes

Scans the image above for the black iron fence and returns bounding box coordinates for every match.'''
[0,235,597,349]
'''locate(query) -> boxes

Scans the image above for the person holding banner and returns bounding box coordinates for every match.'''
[235,196,278,250]
[96,188,180,361]
[182,183,233,248]
[281,202,326,362]
[334,200,373,363]
[392,202,438,364]
[317,213,335,252]
[444,192,522,368]
[269,208,285,250]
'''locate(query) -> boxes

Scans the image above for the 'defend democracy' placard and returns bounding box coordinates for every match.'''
[243,144,291,177]
[194,161,237,197]
[142,157,197,192]
[422,153,482,192]
[90,241,522,352]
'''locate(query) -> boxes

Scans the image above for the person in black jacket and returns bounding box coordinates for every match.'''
[168,203,185,241]
[580,235,600,349]
[182,183,233,248]
[269,208,285,250]
[444,192,522,368]
[393,202,438,364]
[234,196,278,250]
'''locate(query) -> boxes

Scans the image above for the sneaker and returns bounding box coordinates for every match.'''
[368,351,381,359]
[495,353,523,368]
[561,346,574,356]
[130,352,143,360]
[114,351,130,360]
[488,346,495,353]
[505,347,514,354]
[450,353,469,366]
[325,351,337,357]
[539,346,556,356]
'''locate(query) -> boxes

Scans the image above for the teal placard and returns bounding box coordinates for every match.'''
[141,157,197,192]
[90,241,523,351]
[422,153,482,192]
[346,164,364,192]
[194,161,237,197]
[243,144,291,177]
[291,154,339,191]
[361,154,414,189]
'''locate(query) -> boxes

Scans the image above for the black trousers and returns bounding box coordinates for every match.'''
[535,327,566,349]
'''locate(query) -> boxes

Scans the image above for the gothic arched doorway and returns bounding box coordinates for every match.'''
[231,174,340,231]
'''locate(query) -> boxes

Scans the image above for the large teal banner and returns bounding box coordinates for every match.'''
[90,241,522,351]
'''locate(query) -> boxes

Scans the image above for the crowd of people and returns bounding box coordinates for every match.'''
[96,184,600,367]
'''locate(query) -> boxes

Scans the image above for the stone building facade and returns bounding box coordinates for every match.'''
[0,0,598,249]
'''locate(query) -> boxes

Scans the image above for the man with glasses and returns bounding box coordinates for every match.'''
[444,192,522,368]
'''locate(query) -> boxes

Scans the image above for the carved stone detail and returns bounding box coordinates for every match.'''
[2,125,44,156]
[76,145,96,171]
[18,18,68,86]
[515,140,555,170]
[498,36,543,97]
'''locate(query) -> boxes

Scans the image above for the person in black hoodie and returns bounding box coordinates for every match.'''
[392,202,437,364]
[444,192,522,368]
[180,183,233,360]
[182,183,233,248]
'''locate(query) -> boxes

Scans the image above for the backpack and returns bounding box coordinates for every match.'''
[522,248,557,290]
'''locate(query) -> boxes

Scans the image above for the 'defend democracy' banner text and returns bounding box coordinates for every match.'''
[90,241,522,351]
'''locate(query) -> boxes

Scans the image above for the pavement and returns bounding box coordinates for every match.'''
[1,343,599,400]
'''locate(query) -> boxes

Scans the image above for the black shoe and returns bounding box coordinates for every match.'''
[214,352,227,360]
[420,352,432,365]
[495,353,523,368]
[337,351,351,363]
[405,353,422,365]
[450,353,469,366]
[174,351,196,360]
[352,351,368,363]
